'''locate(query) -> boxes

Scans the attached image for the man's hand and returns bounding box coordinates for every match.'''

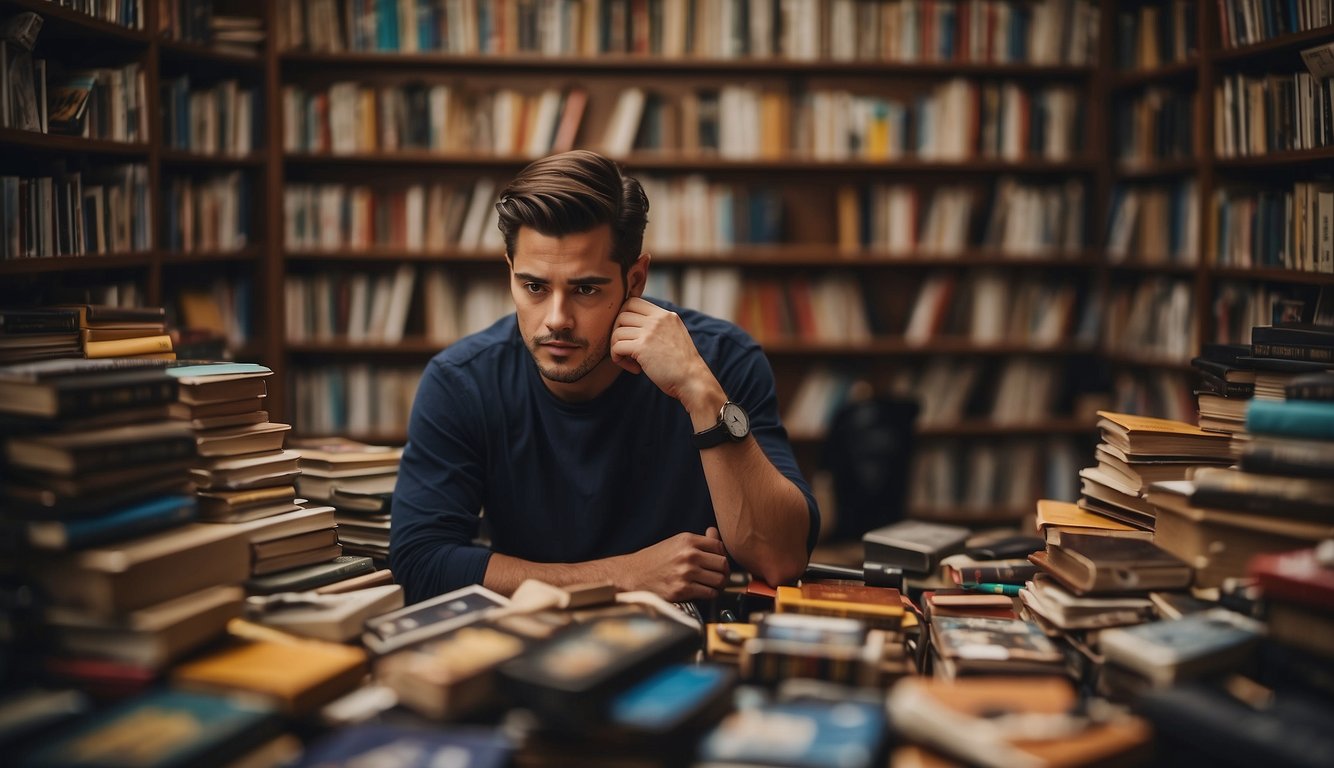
[611,298,718,407]
[616,526,730,602]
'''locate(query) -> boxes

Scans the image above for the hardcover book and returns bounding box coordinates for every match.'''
[696,698,888,768]
[862,519,970,574]
[929,616,1064,678]
[1039,532,1192,595]
[17,689,280,768]
[172,631,368,716]
[1095,410,1234,459]
[376,622,528,720]
[1099,608,1264,686]
[1248,546,1334,612]
[244,555,376,595]
[774,583,903,630]
[1035,498,1153,546]
[244,584,403,643]
[361,583,508,655]
[292,724,512,768]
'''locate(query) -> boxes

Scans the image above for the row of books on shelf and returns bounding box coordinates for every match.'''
[158,2,264,56]
[1213,281,1330,345]
[160,76,260,156]
[839,178,1085,256]
[1218,0,1333,49]
[1216,71,1334,158]
[1,23,148,143]
[290,364,422,436]
[0,164,151,260]
[1114,87,1193,166]
[283,174,1087,258]
[910,437,1081,515]
[1214,180,1334,273]
[1105,277,1197,364]
[280,78,1084,162]
[782,361,1081,439]
[285,266,422,346]
[162,171,251,254]
[276,0,1099,65]
[1107,180,1199,266]
[1113,0,1195,71]
[43,0,144,29]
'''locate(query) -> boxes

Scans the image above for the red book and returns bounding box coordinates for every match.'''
[1249,547,1334,611]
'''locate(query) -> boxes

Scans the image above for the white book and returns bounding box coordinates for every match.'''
[366,274,395,341]
[600,87,646,157]
[382,264,416,343]
[404,184,424,251]
[526,88,562,157]
[458,177,497,251]
[347,274,371,342]
[423,268,459,342]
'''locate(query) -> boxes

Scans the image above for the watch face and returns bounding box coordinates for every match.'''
[721,402,749,438]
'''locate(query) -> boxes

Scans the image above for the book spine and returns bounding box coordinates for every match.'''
[55,378,178,417]
[83,334,174,358]
[247,558,374,593]
[1246,400,1334,440]
[1250,341,1334,363]
[69,437,196,474]
[1240,442,1334,479]
[0,312,80,333]
[31,495,196,550]
[1285,381,1334,401]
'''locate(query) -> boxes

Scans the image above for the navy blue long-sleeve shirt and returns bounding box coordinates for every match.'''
[390,299,819,605]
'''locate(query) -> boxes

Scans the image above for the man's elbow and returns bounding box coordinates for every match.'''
[751,550,808,588]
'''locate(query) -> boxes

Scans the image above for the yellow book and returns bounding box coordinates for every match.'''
[1034,499,1152,546]
[173,620,367,715]
[775,583,904,631]
[1096,410,1218,437]
[83,334,174,358]
[1096,410,1233,459]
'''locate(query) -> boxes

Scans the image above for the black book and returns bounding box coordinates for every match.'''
[1285,372,1334,401]
[244,555,375,595]
[0,308,79,334]
[1251,324,1334,364]
[1133,684,1334,768]
[0,359,178,419]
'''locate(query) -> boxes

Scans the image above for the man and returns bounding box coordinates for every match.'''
[391,150,817,605]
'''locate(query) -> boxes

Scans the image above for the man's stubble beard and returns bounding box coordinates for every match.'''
[529,330,611,384]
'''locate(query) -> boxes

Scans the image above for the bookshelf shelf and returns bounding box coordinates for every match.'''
[1209,266,1334,286]
[0,129,150,156]
[1113,159,1198,179]
[158,38,265,68]
[1213,146,1334,169]
[283,152,1098,175]
[4,0,147,42]
[1212,24,1334,64]
[0,253,154,274]
[159,150,266,168]
[760,339,1097,357]
[161,247,263,265]
[1109,60,1199,91]
[278,51,1095,79]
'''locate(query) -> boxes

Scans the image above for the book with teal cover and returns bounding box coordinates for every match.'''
[697,698,888,768]
[1245,399,1334,440]
[19,688,279,768]
[28,494,195,549]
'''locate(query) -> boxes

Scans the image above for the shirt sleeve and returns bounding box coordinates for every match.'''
[390,360,494,604]
[713,336,822,555]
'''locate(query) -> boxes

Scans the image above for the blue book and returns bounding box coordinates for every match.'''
[296,724,511,768]
[376,0,400,51]
[697,699,887,768]
[19,688,279,768]
[1245,398,1334,441]
[28,494,196,550]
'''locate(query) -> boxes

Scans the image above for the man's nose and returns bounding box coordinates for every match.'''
[545,292,573,331]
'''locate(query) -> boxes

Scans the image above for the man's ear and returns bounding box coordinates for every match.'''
[627,253,651,298]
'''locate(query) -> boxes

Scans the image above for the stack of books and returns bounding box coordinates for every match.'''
[1078,410,1234,532]
[1249,545,1334,681]
[1192,342,1255,434]
[0,307,81,363]
[63,304,175,361]
[179,363,296,525]
[292,437,403,563]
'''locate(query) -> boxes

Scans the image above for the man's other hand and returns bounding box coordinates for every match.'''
[619,526,730,602]
[611,298,710,400]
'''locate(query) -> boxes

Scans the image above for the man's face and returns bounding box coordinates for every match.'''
[509,224,643,399]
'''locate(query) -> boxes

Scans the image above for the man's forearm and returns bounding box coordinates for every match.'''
[698,437,811,587]
[482,551,625,596]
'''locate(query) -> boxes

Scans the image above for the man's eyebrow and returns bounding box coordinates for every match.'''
[513,273,613,286]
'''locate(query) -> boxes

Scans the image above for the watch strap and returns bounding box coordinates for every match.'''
[692,421,732,450]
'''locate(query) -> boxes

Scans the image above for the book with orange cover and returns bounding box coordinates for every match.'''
[775,584,904,630]
[172,620,367,715]
[83,334,173,358]
[1096,410,1234,459]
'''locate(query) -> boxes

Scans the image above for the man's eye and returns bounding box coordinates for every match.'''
[575,285,598,296]
[524,283,545,294]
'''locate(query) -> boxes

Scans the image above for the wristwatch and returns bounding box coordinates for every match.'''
[692,401,750,449]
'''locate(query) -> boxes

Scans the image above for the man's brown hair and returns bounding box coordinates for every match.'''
[495,150,649,274]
